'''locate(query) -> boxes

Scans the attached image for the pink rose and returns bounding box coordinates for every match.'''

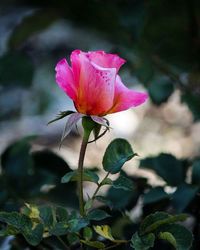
[55,50,148,116]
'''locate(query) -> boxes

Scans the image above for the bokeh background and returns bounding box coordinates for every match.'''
[0,0,200,249]
[1,0,200,178]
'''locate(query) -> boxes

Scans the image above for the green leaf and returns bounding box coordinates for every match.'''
[106,186,133,209]
[22,203,40,220]
[84,199,93,211]
[112,174,134,191]
[67,233,79,245]
[39,206,54,228]
[83,227,93,241]
[172,183,199,212]
[47,111,75,125]
[61,171,76,183]
[143,187,169,205]
[22,223,44,246]
[140,212,170,235]
[159,232,177,248]
[1,137,34,178]
[50,222,69,236]
[130,232,155,250]
[68,218,89,233]
[0,225,19,237]
[61,169,99,184]
[56,206,68,222]
[87,209,110,221]
[148,77,174,105]
[139,212,187,235]
[81,240,105,249]
[192,160,200,185]
[83,170,99,184]
[0,212,31,231]
[139,153,186,186]
[94,225,115,241]
[0,211,44,246]
[103,138,136,174]
[158,224,193,250]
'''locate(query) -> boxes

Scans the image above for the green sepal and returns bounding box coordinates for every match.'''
[47,110,75,125]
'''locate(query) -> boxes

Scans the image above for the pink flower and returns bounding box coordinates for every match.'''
[55,50,148,116]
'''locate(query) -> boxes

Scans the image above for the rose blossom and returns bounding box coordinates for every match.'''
[55,50,148,116]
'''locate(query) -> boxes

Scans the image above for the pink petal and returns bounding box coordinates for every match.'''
[55,58,77,100]
[108,75,148,114]
[87,50,126,72]
[74,52,116,115]
[70,50,82,85]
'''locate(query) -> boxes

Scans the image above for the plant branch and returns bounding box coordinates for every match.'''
[78,133,90,217]
[91,172,110,200]
[56,236,70,250]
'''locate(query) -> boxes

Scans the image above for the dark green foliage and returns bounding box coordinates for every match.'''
[87,209,110,221]
[0,52,34,88]
[139,212,187,235]
[103,138,136,174]
[39,206,54,228]
[140,153,187,186]
[22,223,44,246]
[192,160,200,185]
[83,226,93,240]
[0,137,196,249]
[106,185,134,210]
[148,77,174,105]
[112,174,134,191]
[61,169,99,184]
[172,184,199,213]
[131,232,155,250]
[143,187,169,205]
[81,240,105,249]
[130,212,192,250]
[0,211,44,246]
[181,92,200,121]
[0,138,78,210]
[157,224,193,250]
[8,9,59,49]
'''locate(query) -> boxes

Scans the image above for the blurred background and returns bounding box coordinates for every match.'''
[1,0,200,158]
[1,0,200,178]
[0,0,200,248]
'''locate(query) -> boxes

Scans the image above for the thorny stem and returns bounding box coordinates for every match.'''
[78,132,91,217]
